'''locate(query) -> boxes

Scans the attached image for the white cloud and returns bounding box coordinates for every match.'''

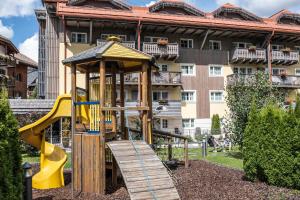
[0,0,41,17]
[146,1,157,7]
[0,20,14,39]
[215,0,300,17]
[19,33,38,63]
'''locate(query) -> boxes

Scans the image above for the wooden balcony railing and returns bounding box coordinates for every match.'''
[142,42,179,59]
[96,39,136,49]
[124,71,182,85]
[272,50,299,65]
[231,48,266,63]
[227,74,300,88]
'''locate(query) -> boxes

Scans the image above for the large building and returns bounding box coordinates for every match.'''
[37,0,300,138]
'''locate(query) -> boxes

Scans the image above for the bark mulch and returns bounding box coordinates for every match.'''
[32,161,300,200]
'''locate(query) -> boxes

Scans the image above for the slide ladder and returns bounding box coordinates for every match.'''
[107,140,180,200]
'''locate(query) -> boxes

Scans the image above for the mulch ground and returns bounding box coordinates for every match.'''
[33,161,300,200]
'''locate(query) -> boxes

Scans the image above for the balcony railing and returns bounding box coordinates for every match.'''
[96,39,136,49]
[231,48,266,63]
[272,50,299,65]
[142,42,179,59]
[124,71,182,85]
[227,74,300,88]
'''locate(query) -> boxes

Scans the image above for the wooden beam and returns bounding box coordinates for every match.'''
[111,64,117,134]
[201,29,210,50]
[141,63,149,143]
[101,106,149,111]
[85,69,90,101]
[147,66,153,144]
[89,20,93,44]
[71,63,77,196]
[120,72,126,140]
[184,139,189,168]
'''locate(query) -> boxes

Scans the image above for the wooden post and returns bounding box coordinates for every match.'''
[111,65,117,133]
[120,72,126,139]
[99,60,106,194]
[141,63,148,143]
[168,138,172,161]
[184,139,189,168]
[147,66,153,144]
[85,69,90,101]
[267,42,272,82]
[71,64,77,196]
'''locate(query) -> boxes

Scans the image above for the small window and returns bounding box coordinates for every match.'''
[295,69,300,76]
[182,119,195,128]
[209,65,223,76]
[131,90,138,101]
[209,40,221,50]
[272,44,284,51]
[210,91,224,102]
[181,64,195,75]
[233,42,252,49]
[153,91,169,101]
[159,64,168,72]
[71,32,87,43]
[182,91,195,102]
[180,39,193,48]
[272,68,286,76]
[162,119,168,129]
[15,73,22,82]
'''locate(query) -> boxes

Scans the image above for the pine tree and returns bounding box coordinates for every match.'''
[211,114,221,135]
[0,90,23,200]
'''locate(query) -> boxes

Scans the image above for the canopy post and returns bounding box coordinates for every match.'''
[141,62,149,143]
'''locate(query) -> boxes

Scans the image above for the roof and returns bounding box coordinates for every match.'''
[62,40,156,69]
[0,35,18,54]
[15,53,38,68]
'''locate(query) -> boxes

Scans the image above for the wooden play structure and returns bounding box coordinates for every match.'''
[62,37,182,199]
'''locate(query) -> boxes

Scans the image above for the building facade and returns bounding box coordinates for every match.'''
[37,0,300,138]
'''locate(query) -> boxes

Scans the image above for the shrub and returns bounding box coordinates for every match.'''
[243,102,300,189]
[294,95,300,118]
[211,114,221,135]
[0,91,23,199]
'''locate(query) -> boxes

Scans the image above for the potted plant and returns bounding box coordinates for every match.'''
[282,47,291,52]
[157,38,168,46]
[280,70,287,79]
[248,45,257,51]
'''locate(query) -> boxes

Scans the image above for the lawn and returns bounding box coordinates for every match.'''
[22,146,243,171]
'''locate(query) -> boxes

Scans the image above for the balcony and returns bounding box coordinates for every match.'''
[231,48,266,64]
[272,50,299,65]
[124,71,182,86]
[142,42,179,60]
[96,39,136,49]
[227,74,300,88]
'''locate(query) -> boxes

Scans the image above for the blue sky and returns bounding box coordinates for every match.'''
[0,0,299,62]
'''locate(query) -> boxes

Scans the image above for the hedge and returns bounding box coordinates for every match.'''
[243,102,300,189]
[0,91,23,199]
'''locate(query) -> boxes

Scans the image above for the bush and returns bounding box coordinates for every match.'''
[243,102,300,189]
[0,91,23,199]
[211,114,221,135]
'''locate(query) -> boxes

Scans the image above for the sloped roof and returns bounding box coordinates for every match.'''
[269,9,300,24]
[15,53,38,68]
[149,0,205,16]
[212,3,262,22]
[0,35,18,54]
[69,0,131,10]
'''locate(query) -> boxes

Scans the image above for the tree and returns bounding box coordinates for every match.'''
[0,91,23,200]
[225,72,284,147]
[294,95,300,118]
[211,114,221,135]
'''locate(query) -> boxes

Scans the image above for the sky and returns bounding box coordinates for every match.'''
[0,0,300,63]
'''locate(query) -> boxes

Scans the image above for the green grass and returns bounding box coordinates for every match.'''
[22,153,72,169]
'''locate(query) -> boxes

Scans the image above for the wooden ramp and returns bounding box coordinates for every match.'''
[107,140,180,200]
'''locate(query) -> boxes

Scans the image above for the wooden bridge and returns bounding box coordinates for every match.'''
[107,140,181,200]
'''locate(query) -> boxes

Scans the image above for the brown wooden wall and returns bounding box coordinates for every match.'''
[73,134,105,194]
[181,65,224,118]
[178,49,229,65]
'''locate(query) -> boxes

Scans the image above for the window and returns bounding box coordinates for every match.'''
[15,73,22,82]
[162,119,168,129]
[180,39,193,48]
[181,91,195,101]
[209,65,223,76]
[153,91,169,101]
[295,69,300,76]
[233,67,253,75]
[181,64,195,75]
[0,68,6,75]
[101,34,126,41]
[272,68,286,76]
[210,91,224,102]
[272,44,284,51]
[131,90,138,101]
[71,32,87,43]
[233,42,252,49]
[159,64,168,72]
[182,119,195,128]
[209,40,221,50]
[144,36,168,43]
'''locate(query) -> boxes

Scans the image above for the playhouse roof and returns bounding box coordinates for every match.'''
[62,40,156,72]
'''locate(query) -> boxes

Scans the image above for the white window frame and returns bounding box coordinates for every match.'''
[181,90,196,102]
[233,42,252,49]
[180,63,196,76]
[158,64,169,72]
[101,34,126,41]
[180,38,193,48]
[209,65,223,77]
[272,44,284,51]
[182,118,195,129]
[71,32,87,43]
[144,36,168,43]
[210,90,224,103]
[209,40,222,50]
[295,68,300,76]
[233,67,253,75]
[161,119,168,129]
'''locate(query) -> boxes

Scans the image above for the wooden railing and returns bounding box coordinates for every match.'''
[232,48,266,63]
[124,71,182,85]
[142,42,179,58]
[272,50,299,64]
[96,39,136,49]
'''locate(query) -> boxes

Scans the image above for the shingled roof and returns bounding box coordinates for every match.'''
[15,53,38,68]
